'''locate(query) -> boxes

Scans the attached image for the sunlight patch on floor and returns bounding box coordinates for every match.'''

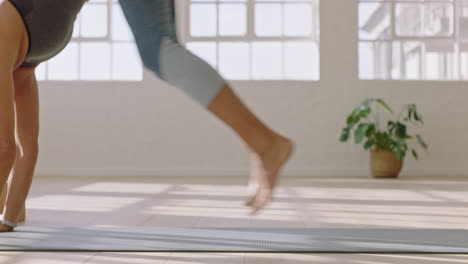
[71,182,174,194]
[27,195,144,212]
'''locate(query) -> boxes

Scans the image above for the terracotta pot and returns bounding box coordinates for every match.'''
[370,148,403,178]
[0,183,26,223]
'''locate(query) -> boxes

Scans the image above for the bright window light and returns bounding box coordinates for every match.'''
[37,0,143,82]
[185,0,320,81]
[359,0,468,81]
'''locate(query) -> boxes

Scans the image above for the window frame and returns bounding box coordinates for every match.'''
[358,0,468,81]
[37,0,144,83]
[181,0,320,82]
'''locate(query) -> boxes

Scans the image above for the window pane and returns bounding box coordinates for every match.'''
[425,41,457,80]
[40,2,143,82]
[81,4,108,37]
[284,41,318,80]
[186,42,218,68]
[219,3,246,36]
[112,4,134,41]
[424,3,453,36]
[359,42,376,80]
[35,63,47,81]
[395,2,454,37]
[219,42,250,79]
[255,3,282,36]
[284,3,313,36]
[395,4,424,36]
[112,43,143,81]
[80,43,111,80]
[359,41,394,80]
[359,2,391,40]
[190,4,217,37]
[402,42,423,80]
[188,0,320,81]
[460,1,468,38]
[359,0,462,80]
[252,42,282,80]
[47,43,79,80]
[461,43,468,80]
[72,14,81,38]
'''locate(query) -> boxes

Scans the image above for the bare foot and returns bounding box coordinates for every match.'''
[0,223,14,232]
[248,135,294,214]
[244,152,262,206]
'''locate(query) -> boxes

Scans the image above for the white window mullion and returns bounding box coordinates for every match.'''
[216,0,219,37]
[40,0,143,82]
[247,0,255,41]
[217,0,221,71]
[108,0,113,41]
[78,42,81,80]
[186,0,319,81]
[360,0,464,81]
[455,0,461,79]
[109,1,114,79]
[44,61,49,81]
[247,0,255,79]
[421,41,426,79]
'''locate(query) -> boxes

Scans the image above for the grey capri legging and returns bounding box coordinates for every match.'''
[8,0,85,67]
[119,0,226,108]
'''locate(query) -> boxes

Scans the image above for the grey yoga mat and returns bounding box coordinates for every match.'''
[1,227,467,253]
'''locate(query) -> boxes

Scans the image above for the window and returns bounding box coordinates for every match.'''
[359,0,468,80]
[36,0,143,82]
[184,0,320,81]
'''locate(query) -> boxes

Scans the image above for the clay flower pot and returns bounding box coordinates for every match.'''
[370,148,403,178]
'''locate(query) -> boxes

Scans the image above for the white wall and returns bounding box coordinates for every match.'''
[35,0,468,178]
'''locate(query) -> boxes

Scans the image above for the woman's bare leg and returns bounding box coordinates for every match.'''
[207,83,294,213]
[0,0,30,232]
[0,68,17,232]
[1,67,39,231]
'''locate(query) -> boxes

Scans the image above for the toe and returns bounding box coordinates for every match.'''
[251,189,272,211]
[244,194,256,206]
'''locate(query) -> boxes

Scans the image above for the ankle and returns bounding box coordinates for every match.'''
[253,132,283,157]
[0,215,18,229]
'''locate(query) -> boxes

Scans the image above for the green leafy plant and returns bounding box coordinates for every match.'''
[340,98,428,160]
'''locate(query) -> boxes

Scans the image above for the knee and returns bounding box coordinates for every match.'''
[17,140,39,160]
[0,138,17,161]
[140,50,164,80]
[140,36,181,81]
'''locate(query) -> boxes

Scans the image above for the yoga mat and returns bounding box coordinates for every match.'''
[1,227,467,253]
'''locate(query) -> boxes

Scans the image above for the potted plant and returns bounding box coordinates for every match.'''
[340,98,428,178]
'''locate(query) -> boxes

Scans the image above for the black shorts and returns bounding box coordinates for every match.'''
[8,0,85,67]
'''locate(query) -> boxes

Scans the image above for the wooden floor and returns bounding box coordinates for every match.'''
[1,176,467,263]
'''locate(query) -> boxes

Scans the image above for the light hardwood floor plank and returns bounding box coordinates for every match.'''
[2,176,466,263]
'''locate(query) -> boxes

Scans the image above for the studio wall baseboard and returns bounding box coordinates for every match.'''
[35,167,468,178]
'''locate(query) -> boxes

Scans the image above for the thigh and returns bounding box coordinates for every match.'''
[119,0,177,38]
[0,0,27,141]
[12,67,39,146]
[118,0,178,76]
[0,0,29,69]
[0,69,15,142]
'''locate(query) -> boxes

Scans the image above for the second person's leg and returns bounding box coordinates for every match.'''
[118,0,294,212]
[207,84,294,210]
